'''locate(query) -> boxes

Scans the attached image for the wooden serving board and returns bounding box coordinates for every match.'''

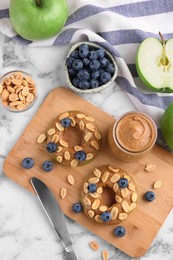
[3,87,173,258]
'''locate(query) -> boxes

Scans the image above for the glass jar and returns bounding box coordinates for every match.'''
[108,111,157,162]
[0,69,38,113]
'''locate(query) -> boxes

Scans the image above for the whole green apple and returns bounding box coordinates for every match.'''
[160,102,173,149]
[9,0,68,40]
[136,33,173,93]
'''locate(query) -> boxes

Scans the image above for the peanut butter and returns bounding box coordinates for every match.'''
[108,112,157,162]
[116,113,156,152]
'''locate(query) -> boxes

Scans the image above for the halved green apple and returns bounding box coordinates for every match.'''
[136,36,173,92]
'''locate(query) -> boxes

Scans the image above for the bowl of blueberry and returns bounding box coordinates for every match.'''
[65,42,118,94]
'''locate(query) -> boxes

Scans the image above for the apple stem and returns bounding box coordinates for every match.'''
[36,0,41,6]
[159,31,165,46]
[159,32,169,72]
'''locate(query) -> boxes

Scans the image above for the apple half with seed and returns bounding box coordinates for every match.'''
[136,33,173,92]
[9,0,68,41]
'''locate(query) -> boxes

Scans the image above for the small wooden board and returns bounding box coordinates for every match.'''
[3,87,173,257]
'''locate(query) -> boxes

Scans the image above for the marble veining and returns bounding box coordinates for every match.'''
[0,32,173,260]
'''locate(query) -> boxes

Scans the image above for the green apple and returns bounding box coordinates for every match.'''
[136,33,173,92]
[9,0,68,40]
[160,102,173,149]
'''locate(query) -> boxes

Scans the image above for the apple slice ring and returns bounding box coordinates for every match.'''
[41,110,102,167]
[81,165,137,224]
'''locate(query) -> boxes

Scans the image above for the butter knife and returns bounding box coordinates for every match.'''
[30,177,79,260]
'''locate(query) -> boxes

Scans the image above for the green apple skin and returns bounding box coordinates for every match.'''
[160,102,173,149]
[136,37,173,93]
[9,0,68,40]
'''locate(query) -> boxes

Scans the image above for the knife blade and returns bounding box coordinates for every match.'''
[30,177,79,260]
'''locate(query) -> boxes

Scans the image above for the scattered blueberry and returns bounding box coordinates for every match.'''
[72,77,80,87]
[105,63,115,74]
[61,118,71,127]
[87,183,97,193]
[144,191,156,202]
[90,79,99,88]
[72,202,83,213]
[114,226,126,237]
[118,178,129,188]
[100,212,111,222]
[97,48,105,58]
[70,50,79,59]
[68,67,76,76]
[89,60,101,70]
[72,59,83,71]
[46,142,57,153]
[100,72,111,83]
[99,57,108,67]
[83,58,90,66]
[43,161,53,172]
[79,80,90,89]
[75,151,86,161]
[91,70,100,79]
[77,69,90,80]
[79,44,89,58]
[89,51,98,60]
[22,157,34,169]
[66,57,74,68]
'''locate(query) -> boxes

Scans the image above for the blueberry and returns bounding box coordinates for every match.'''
[66,57,74,68]
[144,191,156,202]
[118,178,129,188]
[70,50,79,59]
[46,142,57,153]
[89,51,98,60]
[72,59,83,71]
[114,226,126,237]
[68,67,76,76]
[78,80,90,89]
[61,118,71,127]
[72,77,80,87]
[100,72,111,83]
[99,57,108,67]
[75,151,86,161]
[83,58,90,66]
[89,60,101,70]
[88,183,97,193]
[90,79,99,88]
[22,157,34,169]
[72,202,83,213]
[91,70,100,79]
[97,48,105,58]
[79,44,89,58]
[105,63,115,74]
[79,44,89,51]
[77,69,90,80]
[43,161,53,172]
[100,212,111,222]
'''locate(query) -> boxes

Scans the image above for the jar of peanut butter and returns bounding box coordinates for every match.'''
[108,112,157,162]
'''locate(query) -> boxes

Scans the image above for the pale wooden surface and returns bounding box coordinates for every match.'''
[3,87,173,258]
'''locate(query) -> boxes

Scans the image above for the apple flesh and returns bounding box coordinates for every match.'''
[9,0,68,41]
[136,37,173,92]
[160,102,173,149]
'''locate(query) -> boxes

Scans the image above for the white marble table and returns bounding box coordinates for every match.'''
[0,31,173,260]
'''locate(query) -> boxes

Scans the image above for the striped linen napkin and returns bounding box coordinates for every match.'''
[0,0,173,148]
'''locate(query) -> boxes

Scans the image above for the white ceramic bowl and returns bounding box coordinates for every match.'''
[64,41,118,94]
